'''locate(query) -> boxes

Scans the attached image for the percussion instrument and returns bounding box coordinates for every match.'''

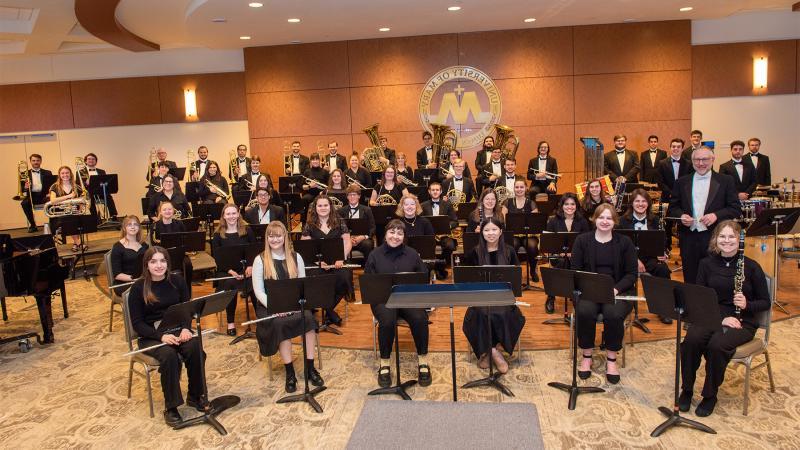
[777,234,795,251]
[741,197,771,222]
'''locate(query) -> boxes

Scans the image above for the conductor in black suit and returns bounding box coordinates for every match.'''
[656,138,693,251]
[337,185,375,261]
[639,135,668,184]
[747,137,771,187]
[416,131,436,169]
[82,152,119,220]
[244,187,286,225]
[19,153,53,232]
[718,140,757,201]
[668,146,741,284]
[286,141,310,176]
[603,134,640,183]
[420,181,457,279]
[526,140,559,194]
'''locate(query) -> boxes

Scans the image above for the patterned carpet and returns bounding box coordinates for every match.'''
[1,279,799,449]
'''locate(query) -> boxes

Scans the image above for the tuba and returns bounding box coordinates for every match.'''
[430,123,457,169]
[492,124,519,161]
[361,123,387,172]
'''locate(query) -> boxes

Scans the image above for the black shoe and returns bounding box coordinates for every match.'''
[307,366,324,387]
[163,407,182,426]
[678,390,692,412]
[377,366,391,388]
[578,354,593,380]
[27,226,38,233]
[327,310,342,326]
[695,396,717,417]
[605,356,620,384]
[418,364,432,387]
[285,372,297,393]
[226,328,237,336]
[545,296,555,314]
[186,397,212,412]
[531,270,540,283]
[659,316,673,325]
[437,269,449,280]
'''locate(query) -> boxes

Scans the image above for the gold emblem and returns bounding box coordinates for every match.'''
[419,66,501,149]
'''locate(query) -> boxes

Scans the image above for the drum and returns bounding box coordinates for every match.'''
[741,198,771,222]
[777,234,795,251]
[745,236,776,278]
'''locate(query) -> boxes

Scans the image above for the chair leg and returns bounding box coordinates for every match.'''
[765,351,776,392]
[743,362,752,416]
[621,341,627,369]
[344,302,349,324]
[109,303,115,332]
[267,354,273,381]
[316,340,323,370]
[127,360,134,398]
[145,365,155,418]
[372,321,378,362]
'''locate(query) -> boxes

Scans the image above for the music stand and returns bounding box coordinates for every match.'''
[278,192,303,230]
[249,224,268,242]
[359,188,373,205]
[407,186,429,203]
[456,203,477,222]
[91,173,119,229]
[453,267,522,397]
[746,207,800,314]
[170,167,187,180]
[615,229,667,334]
[344,217,370,237]
[541,267,608,410]
[162,291,239,435]
[193,203,224,240]
[160,231,206,253]
[505,212,548,290]
[414,168,437,186]
[539,232,579,326]
[642,276,720,437]
[358,272,430,400]
[51,214,97,280]
[293,238,348,334]
[279,176,304,194]
[370,205,396,226]
[184,181,200,203]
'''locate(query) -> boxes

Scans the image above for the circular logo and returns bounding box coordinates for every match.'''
[419,66,502,150]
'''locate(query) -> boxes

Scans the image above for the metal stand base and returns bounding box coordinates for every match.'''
[172,395,241,435]
[229,330,256,345]
[318,323,342,335]
[547,382,604,410]
[463,372,514,397]
[651,406,716,437]
[277,386,327,413]
[368,380,417,401]
[543,298,571,326]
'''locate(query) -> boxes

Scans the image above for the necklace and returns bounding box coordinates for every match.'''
[721,254,737,267]
[403,216,417,227]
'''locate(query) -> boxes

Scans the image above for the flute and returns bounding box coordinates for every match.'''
[241,310,300,326]
[109,279,139,290]
[123,329,216,356]
[304,264,362,269]
[615,295,647,302]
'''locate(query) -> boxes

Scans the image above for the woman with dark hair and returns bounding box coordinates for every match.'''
[369,165,408,206]
[345,152,372,189]
[462,216,526,373]
[505,178,541,282]
[197,161,229,204]
[110,215,148,296]
[441,148,472,180]
[325,168,348,194]
[570,203,637,384]
[680,220,770,417]
[580,178,612,220]
[148,175,190,220]
[365,218,431,388]
[527,140,559,194]
[467,188,506,232]
[128,246,205,426]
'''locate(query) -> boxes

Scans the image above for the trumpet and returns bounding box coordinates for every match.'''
[440,166,455,178]
[346,175,367,190]
[528,167,562,179]
[397,174,418,187]
[302,175,324,190]
[147,181,163,193]
[205,179,231,201]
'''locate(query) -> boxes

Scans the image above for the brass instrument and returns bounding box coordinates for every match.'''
[362,123,387,172]
[346,175,367,190]
[430,123,457,169]
[528,167,562,179]
[493,186,510,204]
[44,198,91,217]
[330,196,344,210]
[205,179,231,201]
[188,149,196,180]
[283,140,292,175]
[74,157,90,203]
[492,124,520,161]
[147,147,157,182]
[397,174,418,187]
[13,160,31,202]
[228,149,237,183]
[375,194,398,205]
[246,198,259,209]
[734,229,746,321]
[147,182,163,193]
[445,188,466,210]
[302,175,324,190]
[440,166,454,178]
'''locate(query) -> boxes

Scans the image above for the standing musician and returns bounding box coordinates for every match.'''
[747,137,771,186]
[680,220,771,417]
[148,175,189,220]
[441,159,477,203]
[474,136,496,175]
[395,153,414,186]
[441,149,473,180]
[656,138,693,252]
[619,188,672,324]
[581,178,613,219]
[682,129,704,162]
[461,217,526,374]
[506,178,541,282]
[82,152,119,221]
[668,146,741,284]
[719,140,757,201]
[325,169,347,195]
[571,204,637,384]
[20,153,53,233]
[128,246,206,426]
[301,195,352,326]
[544,192,592,314]
[640,135,668,184]
[211,203,256,336]
[345,152,372,189]
[378,135,397,167]
[324,141,347,172]
[421,182,457,279]
[527,140,559,195]
[197,161,229,204]
[477,147,505,192]
[468,188,505,233]
[252,221,324,393]
[236,155,268,194]
[110,215,148,296]
[416,131,436,169]
[286,141,310,176]
[369,166,408,206]
[337,185,375,262]
[365,218,431,388]
[147,161,171,198]
[244,188,285,225]
[146,147,177,181]
[603,134,640,184]
[151,201,195,288]
[301,153,329,208]
[230,144,251,181]
[190,145,213,181]
[49,166,87,252]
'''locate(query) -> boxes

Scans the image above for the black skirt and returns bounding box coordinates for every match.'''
[462,305,526,358]
[255,310,318,357]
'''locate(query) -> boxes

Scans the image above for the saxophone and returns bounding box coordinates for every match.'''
[734,229,746,321]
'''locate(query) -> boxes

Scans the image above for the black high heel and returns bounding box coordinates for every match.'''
[606,356,620,384]
[578,354,593,379]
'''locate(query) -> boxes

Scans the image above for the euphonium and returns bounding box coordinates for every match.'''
[430,123,457,169]
[362,123,387,172]
[375,194,397,205]
[44,199,90,217]
[492,124,519,161]
[13,161,30,201]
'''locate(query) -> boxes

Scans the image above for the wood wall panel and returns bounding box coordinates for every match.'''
[0,82,74,133]
[458,27,574,79]
[797,39,800,93]
[351,131,427,162]
[70,77,161,128]
[510,125,577,174]
[574,21,691,75]
[349,84,425,133]
[692,40,798,98]
[251,134,353,178]
[159,72,247,123]
[244,42,349,93]
[574,71,691,124]
[246,89,351,138]
[493,77,574,126]
[348,35,458,86]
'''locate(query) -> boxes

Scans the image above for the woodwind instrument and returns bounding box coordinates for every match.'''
[734,229,745,321]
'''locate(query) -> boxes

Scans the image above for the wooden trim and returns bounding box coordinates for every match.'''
[74,0,159,52]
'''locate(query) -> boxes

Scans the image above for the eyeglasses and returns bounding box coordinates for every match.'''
[692,157,713,163]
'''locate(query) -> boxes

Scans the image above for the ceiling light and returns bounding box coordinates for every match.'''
[184,89,197,118]
[448,6,461,11]
[679,7,693,12]
[379,27,390,32]
[523,18,536,23]
[239,36,251,40]
[248,2,263,7]
[288,18,300,23]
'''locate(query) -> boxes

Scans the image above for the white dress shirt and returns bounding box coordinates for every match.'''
[252,253,306,307]
[732,159,744,181]
[749,152,759,169]
[491,160,502,176]
[257,206,271,224]
[197,159,208,178]
[536,158,547,180]
[632,213,648,231]
[328,154,338,171]
[237,158,247,176]
[31,169,42,192]
[347,205,360,219]
[292,155,300,174]
[453,178,464,192]
[691,172,712,232]
[671,158,681,180]
[504,174,516,191]
[616,150,627,173]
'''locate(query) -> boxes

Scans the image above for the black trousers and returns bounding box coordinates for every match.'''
[20,193,46,227]
[217,278,244,323]
[436,236,457,268]
[663,218,674,251]
[512,236,540,275]
[371,304,429,359]
[576,300,632,351]
[681,324,755,398]
[644,258,671,279]
[530,180,551,195]
[678,230,711,284]
[140,337,205,410]
[353,238,374,263]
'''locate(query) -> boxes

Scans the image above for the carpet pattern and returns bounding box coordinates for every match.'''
[1,280,799,449]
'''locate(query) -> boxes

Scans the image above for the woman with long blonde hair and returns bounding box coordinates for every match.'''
[110,215,148,296]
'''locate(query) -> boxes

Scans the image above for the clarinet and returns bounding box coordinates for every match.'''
[734,229,746,321]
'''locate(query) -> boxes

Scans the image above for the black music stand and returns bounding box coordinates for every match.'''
[211,244,249,333]
[541,267,608,410]
[91,173,119,229]
[407,186,429,203]
[344,218,370,263]
[359,188,374,205]
[506,212,548,290]
[746,207,800,314]
[170,167,187,180]
[615,228,667,334]
[227,242,265,344]
[414,168,437,186]
[453,266,522,397]
[539,232,579,326]
[184,181,200,203]
[193,203,224,241]
[359,272,429,400]
[51,214,97,280]
[279,176,304,194]
[642,276,720,437]
[457,203,477,221]
[279,192,303,230]
[248,224,268,242]
[424,215,451,236]
[293,238,348,335]
[164,291,239,435]
[160,231,206,253]
[233,190,251,208]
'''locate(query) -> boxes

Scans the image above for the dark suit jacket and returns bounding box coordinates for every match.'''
[656,156,693,203]
[287,154,310,175]
[474,147,495,174]
[668,171,742,234]
[441,176,477,203]
[416,146,435,168]
[382,148,397,167]
[420,199,458,228]
[323,153,347,172]
[477,159,506,189]
[244,204,285,225]
[24,168,54,203]
[146,160,177,180]
[337,203,376,237]
[192,159,216,178]
[493,174,525,190]
[526,156,559,187]
[748,152,771,186]
[603,149,640,182]
[719,159,757,195]
[228,157,252,181]
[639,149,668,184]
[442,161,472,179]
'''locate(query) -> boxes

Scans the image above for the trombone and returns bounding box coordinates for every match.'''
[146,147,157,182]
[188,149,197,180]
[283,140,292,175]
[228,149,238,184]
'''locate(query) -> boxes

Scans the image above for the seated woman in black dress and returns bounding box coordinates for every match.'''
[571,203,637,384]
[396,193,434,237]
[505,178,541,282]
[301,195,352,327]
[369,165,407,206]
[252,221,323,393]
[365,219,431,388]
[467,188,505,233]
[128,246,205,426]
[325,168,348,195]
[197,161,230,204]
[148,175,189,220]
[580,178,612,221]
[395,152,414,186]
[110,215,148,296]
[462,216,526,374]
[680,220,771,417]
[150,201,194,291]
[211,203,256,336]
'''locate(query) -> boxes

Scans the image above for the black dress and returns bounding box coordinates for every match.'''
[461,246,526,358]
[301,221,353,319]
[211,228,257,323]
[505,197,540,276]
[374,182,404,204]
[110,241,148,296]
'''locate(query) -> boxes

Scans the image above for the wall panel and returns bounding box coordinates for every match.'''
[0,82,74,133]
[244,42,350,93]
[159,72,247,123]
[70,77,162,128]
[348,35,458,87]
[246,89,352,138]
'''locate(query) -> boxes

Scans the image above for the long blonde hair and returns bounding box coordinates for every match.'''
[214,203,249,238]
[261,221,299,280]
[119,215,144,243]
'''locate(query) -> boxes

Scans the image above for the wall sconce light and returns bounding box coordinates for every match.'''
[184,88,197,117]
[753,57,768,90]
